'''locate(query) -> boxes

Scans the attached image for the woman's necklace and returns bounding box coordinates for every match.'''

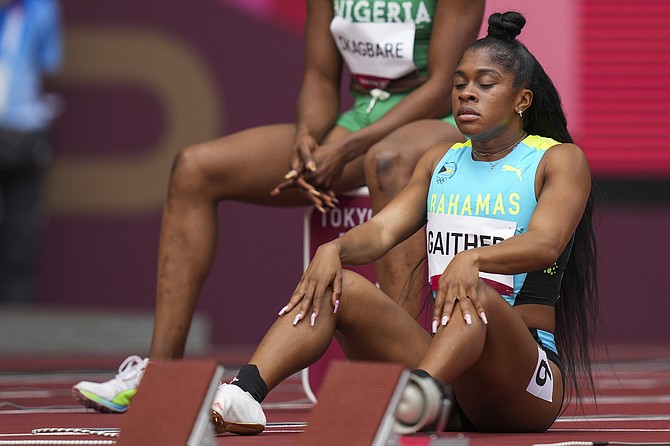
[471,133,527,172]
[472,151,505,172]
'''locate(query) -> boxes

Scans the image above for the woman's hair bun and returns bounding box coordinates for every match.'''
[487,11,526,42]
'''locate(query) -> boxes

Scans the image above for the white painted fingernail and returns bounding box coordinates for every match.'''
[464,313,472,325]
[441,315,449,326]
[333,300,340,314]
[480,312,488,325]
[432,320,438,334]
[278,305,289,316]
[293,313,302,326]
[310,312,316,327]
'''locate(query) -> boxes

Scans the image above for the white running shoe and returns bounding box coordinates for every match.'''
[211,383,266,435]
[72,355,148,413]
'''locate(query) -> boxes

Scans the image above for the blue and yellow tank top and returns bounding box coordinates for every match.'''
[426,135,573,312]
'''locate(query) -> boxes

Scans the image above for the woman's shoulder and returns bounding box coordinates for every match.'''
[524,135,564,150]
[427,139,469,158]
[525,135,584,162]
[535,138,590,179]
[418,139,469,172]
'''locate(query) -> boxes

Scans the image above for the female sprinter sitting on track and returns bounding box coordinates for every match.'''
[72,0,486,415]
[211,11,601,435]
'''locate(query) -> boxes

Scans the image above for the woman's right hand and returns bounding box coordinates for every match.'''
[288,133,319,179]
[278,242,343,327]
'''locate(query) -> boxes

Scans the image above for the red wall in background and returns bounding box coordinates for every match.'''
[579,0,670,176]
[29,0,670,349]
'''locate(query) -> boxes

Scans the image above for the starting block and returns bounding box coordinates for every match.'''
[298,361,470,446]
[116,360,223,446]
[297,360,409,446]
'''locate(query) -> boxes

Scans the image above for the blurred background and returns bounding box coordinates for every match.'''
[1,0,668,357]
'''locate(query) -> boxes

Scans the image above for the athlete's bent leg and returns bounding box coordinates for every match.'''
[418,281,564,432]
[73,124,366,412]
[245,270,431,392]
[214,270,430,435]
[150,124,361,359]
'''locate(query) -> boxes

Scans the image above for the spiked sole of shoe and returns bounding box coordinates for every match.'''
[71,388,125,414]
[211,410,264,435]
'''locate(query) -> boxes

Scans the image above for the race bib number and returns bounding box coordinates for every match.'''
[330,16,417,81]
[526,345,554,403]
[426,213,516,295]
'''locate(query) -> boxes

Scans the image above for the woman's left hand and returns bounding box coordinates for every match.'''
[432,250,488,333]
[271,173,338,213]
[302,139,348,193]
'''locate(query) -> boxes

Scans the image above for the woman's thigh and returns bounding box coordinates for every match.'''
[451,287,563,432]
[366,120,463,171]
[175,124,364,205]
[327,119,464,202]
[335,270,433,369]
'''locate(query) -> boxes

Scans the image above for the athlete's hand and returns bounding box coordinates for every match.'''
[270,134,338,212]
[274,139,349,211]
[303,139,349,194]
[432,250,488,333]
[289,133,318,178]
[278,242,343,327]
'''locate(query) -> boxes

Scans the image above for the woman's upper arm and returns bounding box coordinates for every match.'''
[303,0,342,86]
[427,0,485,82]
[528,144,592,257]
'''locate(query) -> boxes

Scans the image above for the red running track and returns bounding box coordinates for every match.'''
[1,344,668,446]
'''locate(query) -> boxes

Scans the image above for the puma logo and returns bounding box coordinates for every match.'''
[502,165,523,182]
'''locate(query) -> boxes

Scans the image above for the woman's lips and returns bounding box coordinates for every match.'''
[457,107,479,121]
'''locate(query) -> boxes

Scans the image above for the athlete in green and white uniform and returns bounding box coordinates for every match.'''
[332,0,457,130]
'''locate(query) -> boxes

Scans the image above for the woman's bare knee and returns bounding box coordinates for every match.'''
[168,143,227,199]
[364,142,414,200]
[474,280,502,308]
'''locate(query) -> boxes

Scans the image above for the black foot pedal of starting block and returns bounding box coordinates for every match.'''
[115,359,223,446]
[297,360,410,446]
